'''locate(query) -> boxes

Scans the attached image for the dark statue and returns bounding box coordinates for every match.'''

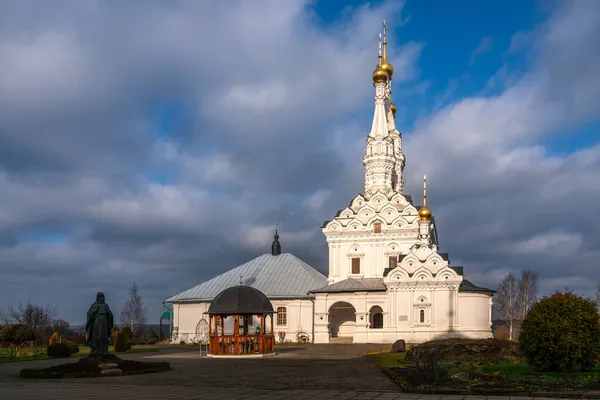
[85,292,114,355]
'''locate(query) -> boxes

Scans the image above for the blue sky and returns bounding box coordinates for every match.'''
[0,0,598,324]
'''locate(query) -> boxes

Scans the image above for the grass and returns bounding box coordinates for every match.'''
[370,347,600,393]
[483,362,600,377]
[0,345,159,363]
[368,351,415,369]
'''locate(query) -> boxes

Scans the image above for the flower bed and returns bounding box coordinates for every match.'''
[373,339,600,395]
[19,355,170,379]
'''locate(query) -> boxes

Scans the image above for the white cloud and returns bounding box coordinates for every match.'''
[0,0,599,322]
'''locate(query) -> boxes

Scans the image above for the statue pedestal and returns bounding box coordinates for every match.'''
[80,353,122,364]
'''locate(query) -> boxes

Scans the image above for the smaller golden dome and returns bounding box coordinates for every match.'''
[390,102,397,117]
[380,60,394,79]
[372,65,389,84]
[418,206,432,221]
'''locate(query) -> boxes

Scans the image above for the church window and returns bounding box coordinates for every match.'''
[277,307,287,326]
[373,313,383,329]
[352,258,361,274]
[419,309,425,323]
[373,222,382,233]
[389,256,397,268]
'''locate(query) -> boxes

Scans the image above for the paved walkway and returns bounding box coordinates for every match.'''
[0,345,597,399]
[0,383,593,400]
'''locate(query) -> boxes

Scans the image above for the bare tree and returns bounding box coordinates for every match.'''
[519,269,539,317]
[49,319,71,340]
[595,282,600,309]
[495,273,521,341]
[0,302,57,338]
[121,282,147,336]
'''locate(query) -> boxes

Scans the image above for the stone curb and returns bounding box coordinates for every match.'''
[382,368,600,399]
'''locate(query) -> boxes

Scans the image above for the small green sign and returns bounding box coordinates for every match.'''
[161,311,171,319]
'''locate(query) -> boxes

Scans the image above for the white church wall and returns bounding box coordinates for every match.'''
[328,234,418,284]
[270,299,314,342]
[457,293,493,337]
[172,302,210,343]
[431,288,453,330]
[172,299,315,344]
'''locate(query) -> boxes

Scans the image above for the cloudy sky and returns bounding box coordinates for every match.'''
[0,0,598,325]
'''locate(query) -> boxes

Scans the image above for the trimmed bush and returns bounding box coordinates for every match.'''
[63,340,80,355]
[520,291,600,372]
[114,330,127,353]
[123,326,133,343]
[148,338,157,345]
[49,331,60,345]
[47,343,71,358]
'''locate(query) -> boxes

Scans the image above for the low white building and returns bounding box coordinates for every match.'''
[166,232,328,344]
[165,21,494,344]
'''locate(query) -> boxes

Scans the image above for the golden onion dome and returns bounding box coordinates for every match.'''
[372,65,389,84]
[380,60,394,79]
[390,102,397,117]
[418,206,432,221]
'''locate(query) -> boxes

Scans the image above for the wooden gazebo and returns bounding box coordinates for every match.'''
[206,285,275,357]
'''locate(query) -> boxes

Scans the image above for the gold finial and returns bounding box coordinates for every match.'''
[373,32,389,83]
[390,93,397,117]
[380,20,394,79]
[423,174,427,207]
[383,20,387,61]
[418,174,432,221]
[378,32,382,65]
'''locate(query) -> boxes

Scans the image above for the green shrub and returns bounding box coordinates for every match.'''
[14,325,35,343]
[63,340,80,355]
[47,343,71,358]
[0,324,17,342]
[0,324,33,343]
[414,347,449,385]
[520,291,600,372]
[114,330,127,353]
[123,326,133,343]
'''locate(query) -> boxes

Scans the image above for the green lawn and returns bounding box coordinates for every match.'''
[483,362,600,376]
[370,349,600,392]
[368,351,410,368]
[0,346,158,363]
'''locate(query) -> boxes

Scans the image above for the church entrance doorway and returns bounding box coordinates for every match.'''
[328,302,356,341]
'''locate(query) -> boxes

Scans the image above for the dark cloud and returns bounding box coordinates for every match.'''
[0,0,598,323]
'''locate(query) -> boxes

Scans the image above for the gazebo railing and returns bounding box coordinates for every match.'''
[210,334,274,355]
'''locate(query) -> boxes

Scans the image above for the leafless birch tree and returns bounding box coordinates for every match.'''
[121,282,147,336]
[519,269,539,317]
[495,273,521,340]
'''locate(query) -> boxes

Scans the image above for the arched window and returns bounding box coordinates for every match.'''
[369,306,384,329]
[373,313,383,329]
[277,307,287,326]
[420,309,425,323]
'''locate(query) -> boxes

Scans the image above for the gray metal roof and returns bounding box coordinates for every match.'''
[459,279,495,294]
[166,253,328,302]
[309,278,386,294]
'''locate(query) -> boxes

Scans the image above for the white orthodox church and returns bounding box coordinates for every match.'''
[166,23,494,344]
